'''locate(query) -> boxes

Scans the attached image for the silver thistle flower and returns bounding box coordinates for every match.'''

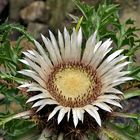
[19,28,132,128]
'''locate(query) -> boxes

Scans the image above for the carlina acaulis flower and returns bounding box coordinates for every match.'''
[18,27,132,135]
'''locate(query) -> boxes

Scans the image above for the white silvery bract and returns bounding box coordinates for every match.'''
[19,28,132,128]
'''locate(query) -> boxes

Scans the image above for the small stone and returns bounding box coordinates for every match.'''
[9,0,34,21]
[20,1,46,22]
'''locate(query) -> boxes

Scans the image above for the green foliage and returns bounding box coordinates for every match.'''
[0,115,37,140]
[0,24,34,75]
[0,84,26,110]
[73,0,120,39]
[129,66,140,81]
[102,122,140,140]
[0,23,32,110]
[0,23,35,139]
[73,0,140,58]
[124,90,140,99]
[0,37,21,75]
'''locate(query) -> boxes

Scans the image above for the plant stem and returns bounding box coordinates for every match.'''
[0,110,31,126]
[112,112,140,119]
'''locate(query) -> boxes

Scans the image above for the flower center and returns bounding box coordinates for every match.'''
[46,63,102,107]
[54,68,92,99]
